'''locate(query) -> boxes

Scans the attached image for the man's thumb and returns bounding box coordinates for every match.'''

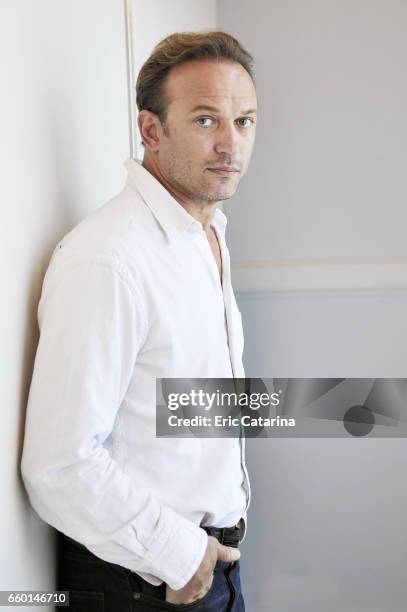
[217,543,241,563]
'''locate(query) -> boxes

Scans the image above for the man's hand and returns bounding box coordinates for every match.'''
[165,535,240,605]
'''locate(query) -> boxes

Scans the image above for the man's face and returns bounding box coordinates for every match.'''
[155,59,257,204]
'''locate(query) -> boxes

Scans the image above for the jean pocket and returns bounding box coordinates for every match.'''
[133,573,216,611]
[63,589,104,611]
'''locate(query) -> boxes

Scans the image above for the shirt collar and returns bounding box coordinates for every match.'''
[123,157,227,240]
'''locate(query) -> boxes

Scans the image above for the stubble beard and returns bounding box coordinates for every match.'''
[166,164,239,204]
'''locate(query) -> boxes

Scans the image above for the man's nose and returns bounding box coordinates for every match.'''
[214,122,238,156]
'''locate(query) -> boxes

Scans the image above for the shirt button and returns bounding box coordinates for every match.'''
[133,592,141,599]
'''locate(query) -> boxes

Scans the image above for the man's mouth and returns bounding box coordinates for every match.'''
[207,166,239,176]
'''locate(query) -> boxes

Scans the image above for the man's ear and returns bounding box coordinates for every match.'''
[137,110,162,152]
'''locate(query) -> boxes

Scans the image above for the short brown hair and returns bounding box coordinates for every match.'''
[136,30,255,128]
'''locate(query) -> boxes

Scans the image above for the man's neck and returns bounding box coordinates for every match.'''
[141,155,218,233]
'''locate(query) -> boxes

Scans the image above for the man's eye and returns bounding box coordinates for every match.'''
[237,117,255,128]
[196,117,215,127]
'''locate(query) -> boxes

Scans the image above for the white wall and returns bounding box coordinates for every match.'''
[220,0,407,291]
[218,1,407,611]
[238,293,407,611]
[0,0,216,605]
[1,0,129,603]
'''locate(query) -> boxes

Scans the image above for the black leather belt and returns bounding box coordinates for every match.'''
[201,522,242,548]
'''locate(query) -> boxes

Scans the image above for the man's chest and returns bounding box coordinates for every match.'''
[206,227,223,282]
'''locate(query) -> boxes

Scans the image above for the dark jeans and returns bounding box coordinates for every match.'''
[56,530,245,612]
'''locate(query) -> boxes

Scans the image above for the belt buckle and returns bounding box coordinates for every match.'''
[220,525,240,548]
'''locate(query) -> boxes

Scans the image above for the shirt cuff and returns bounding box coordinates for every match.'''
[143,504,209,590]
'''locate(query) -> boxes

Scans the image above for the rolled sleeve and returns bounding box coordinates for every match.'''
[21,254,208,589]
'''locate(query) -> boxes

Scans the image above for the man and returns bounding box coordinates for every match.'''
[21,30,257,611]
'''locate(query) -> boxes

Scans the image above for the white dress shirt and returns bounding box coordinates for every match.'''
[21,158,251,591]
